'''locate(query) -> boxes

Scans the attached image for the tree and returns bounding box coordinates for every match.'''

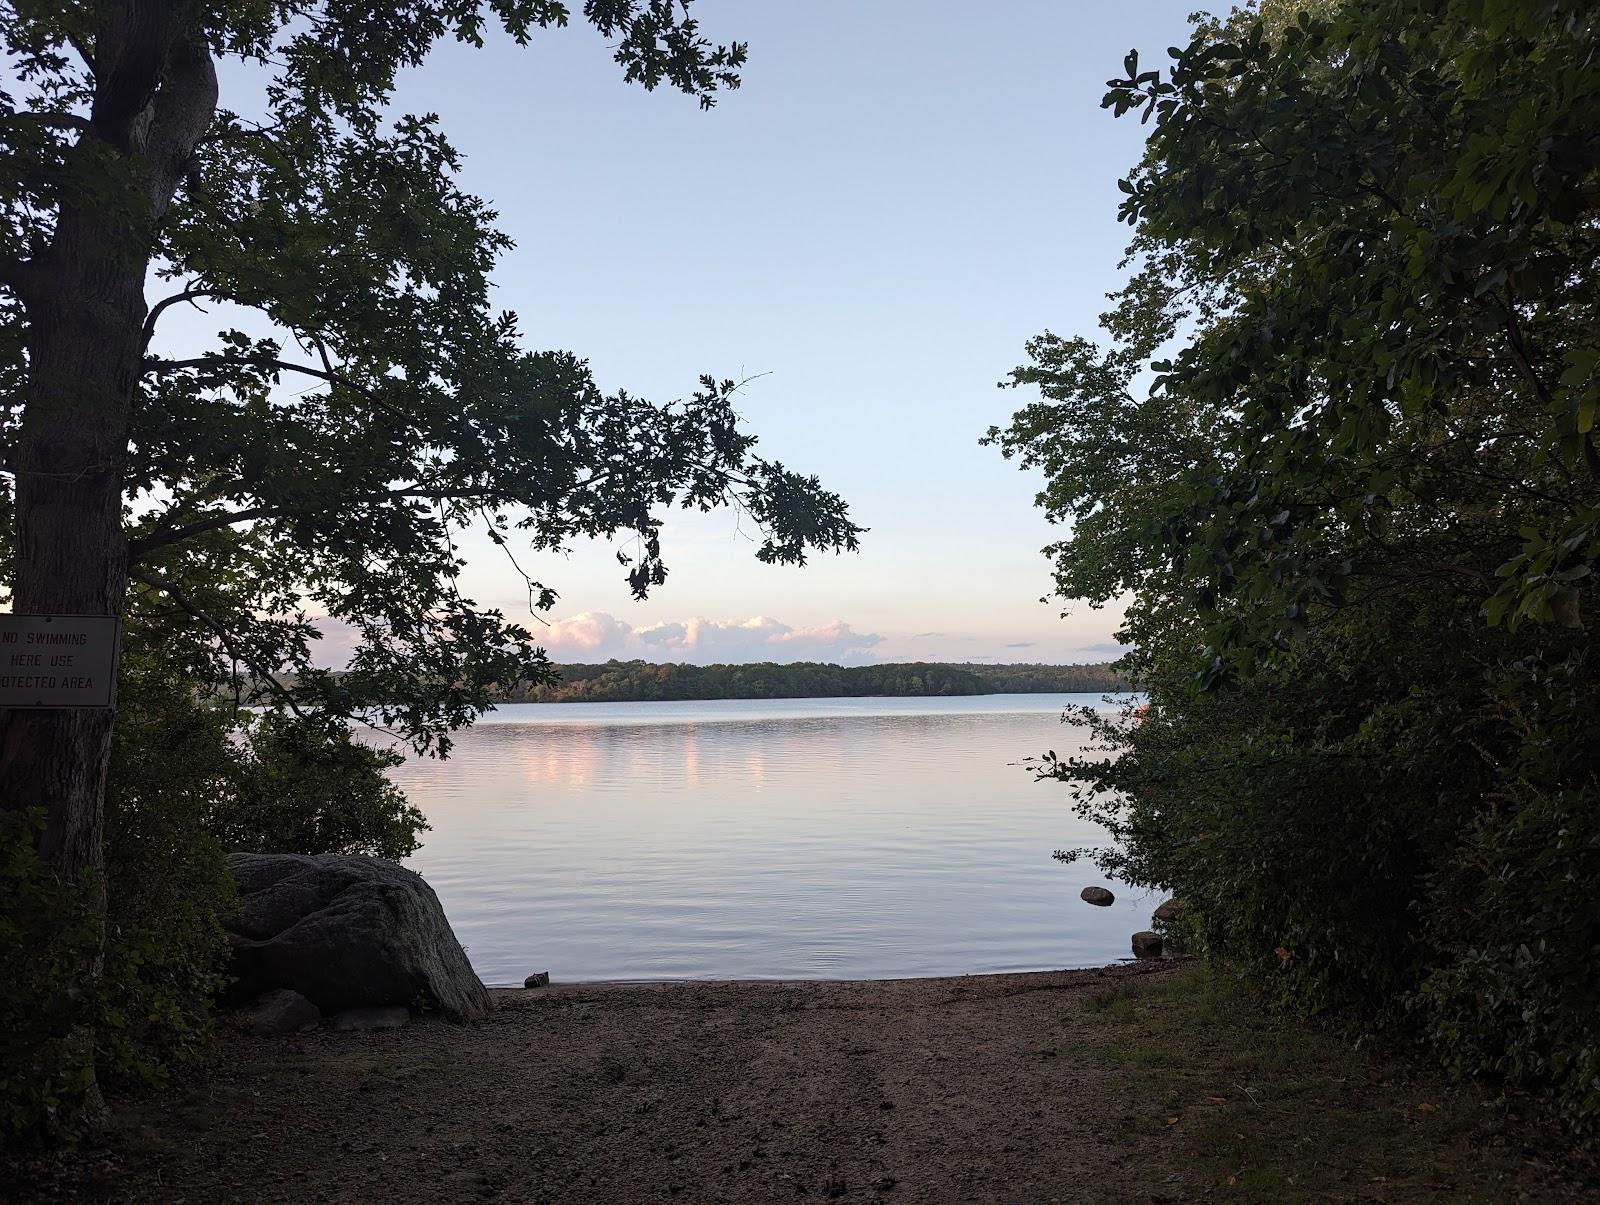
[0,0,858,1122]
[989,0,1600,1123]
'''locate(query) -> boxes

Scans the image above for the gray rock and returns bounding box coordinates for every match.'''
[332,1005,410,1031]
[226,853,491,1021]
[1131,930,1164,959]
[1152,897,1188,923]
[1080,886,1115,907]
[238,988,321,1036]
[524,971,551,989]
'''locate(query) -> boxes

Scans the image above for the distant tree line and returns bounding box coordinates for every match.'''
[500,660,1130,703]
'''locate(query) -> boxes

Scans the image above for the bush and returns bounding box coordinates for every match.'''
[992,0,1600,1129]
[98,650,237,1094]
[0,811,104,1145]
[1053,588,1600,1128]
[216,714,426,861]
[1413,668,1600,1127]
[1,645,430,1147]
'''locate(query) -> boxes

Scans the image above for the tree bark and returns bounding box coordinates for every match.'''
[0,5,216,1119]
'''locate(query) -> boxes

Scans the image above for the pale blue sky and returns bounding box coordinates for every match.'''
[178,1,1203,665]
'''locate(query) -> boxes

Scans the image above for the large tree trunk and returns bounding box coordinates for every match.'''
[0,2,216,1119]
[1,0,215,862]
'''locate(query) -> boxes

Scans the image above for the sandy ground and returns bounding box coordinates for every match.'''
[83,961,1180,1204]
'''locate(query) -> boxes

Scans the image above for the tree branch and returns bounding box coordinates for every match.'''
[127,505,282,560]
[142,353,394,410]
[7,111,93,133]
[141,285,231,349]
[128,480,517,560]
[130,569,307,719]
[67,33,96,74]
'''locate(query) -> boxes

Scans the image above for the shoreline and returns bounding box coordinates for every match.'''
[479,958,1153,991]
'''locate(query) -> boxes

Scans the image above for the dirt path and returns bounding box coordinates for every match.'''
[91,962,1179,1203]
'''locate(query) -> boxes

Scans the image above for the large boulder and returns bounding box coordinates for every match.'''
[1152,897,1188,924]
[225,853,491,1021]
[1131,930,1164,960]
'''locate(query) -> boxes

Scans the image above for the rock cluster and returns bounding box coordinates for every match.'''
[1081,886,1190,961]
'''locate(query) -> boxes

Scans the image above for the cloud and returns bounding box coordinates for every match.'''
[540,611,635,655]
[1004,641,1036,649]
[637,615,883,664]
[533,611,885,665]
[1076,640,1130,656]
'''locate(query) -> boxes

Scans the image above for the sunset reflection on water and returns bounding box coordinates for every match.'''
[389,695,1149,984]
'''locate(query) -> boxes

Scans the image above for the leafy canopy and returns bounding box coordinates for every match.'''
[989,0,1600,1126]
[0,1,860,752]
[990,0,1599,686]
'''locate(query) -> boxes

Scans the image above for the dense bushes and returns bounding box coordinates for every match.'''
[994,1,1600,1127]
[1,647,429,1146]
[1055,590,1599,1124]
[213,716,424,861]
[0,812,105,1143]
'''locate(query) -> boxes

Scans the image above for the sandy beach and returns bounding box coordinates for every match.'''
[93,962,1181,1203]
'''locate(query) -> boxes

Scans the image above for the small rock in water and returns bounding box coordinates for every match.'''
[524,971,551,989]
[1152,897,1187,923]
[332,1005,410,1031]
[1080,886,1115,907]
[1131,931,1164,959]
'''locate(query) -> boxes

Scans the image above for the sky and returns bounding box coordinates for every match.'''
[174,0,1203,666]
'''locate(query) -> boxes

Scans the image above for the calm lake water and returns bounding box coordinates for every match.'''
[391,694,1149,985]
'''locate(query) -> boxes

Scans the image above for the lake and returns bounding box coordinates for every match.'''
[391,693,1148,985]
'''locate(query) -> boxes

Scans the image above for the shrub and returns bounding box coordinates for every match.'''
[1052,588,1600,1128]
[216,714,426,861]
[2,644,430,1147]
[98,650,237,1093]
[0,812,103,1145]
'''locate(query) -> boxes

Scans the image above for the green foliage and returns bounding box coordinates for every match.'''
[215,715,425,860]
[98,654,234,1097]
[505,659,1129,702]
[2,0,859,1145]
[109,623,430,860]
[0,812,102,1146]
[2,0,858,759]
[994,0,1600,1127]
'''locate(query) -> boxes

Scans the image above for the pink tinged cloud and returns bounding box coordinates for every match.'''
[538,610,634,653]
[536,611,884,665]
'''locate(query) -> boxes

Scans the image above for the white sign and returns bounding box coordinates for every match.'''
[0,615,121,708]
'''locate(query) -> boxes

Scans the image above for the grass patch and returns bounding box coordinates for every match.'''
[1066,966,1597,1202]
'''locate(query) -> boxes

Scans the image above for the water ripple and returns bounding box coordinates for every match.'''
[392,693,1149,983]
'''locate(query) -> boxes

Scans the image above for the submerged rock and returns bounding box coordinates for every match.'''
[1080,886,1116,907]
[226,853,491,1021]
[1131,931,1164,959]
[238,988,321,1036]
